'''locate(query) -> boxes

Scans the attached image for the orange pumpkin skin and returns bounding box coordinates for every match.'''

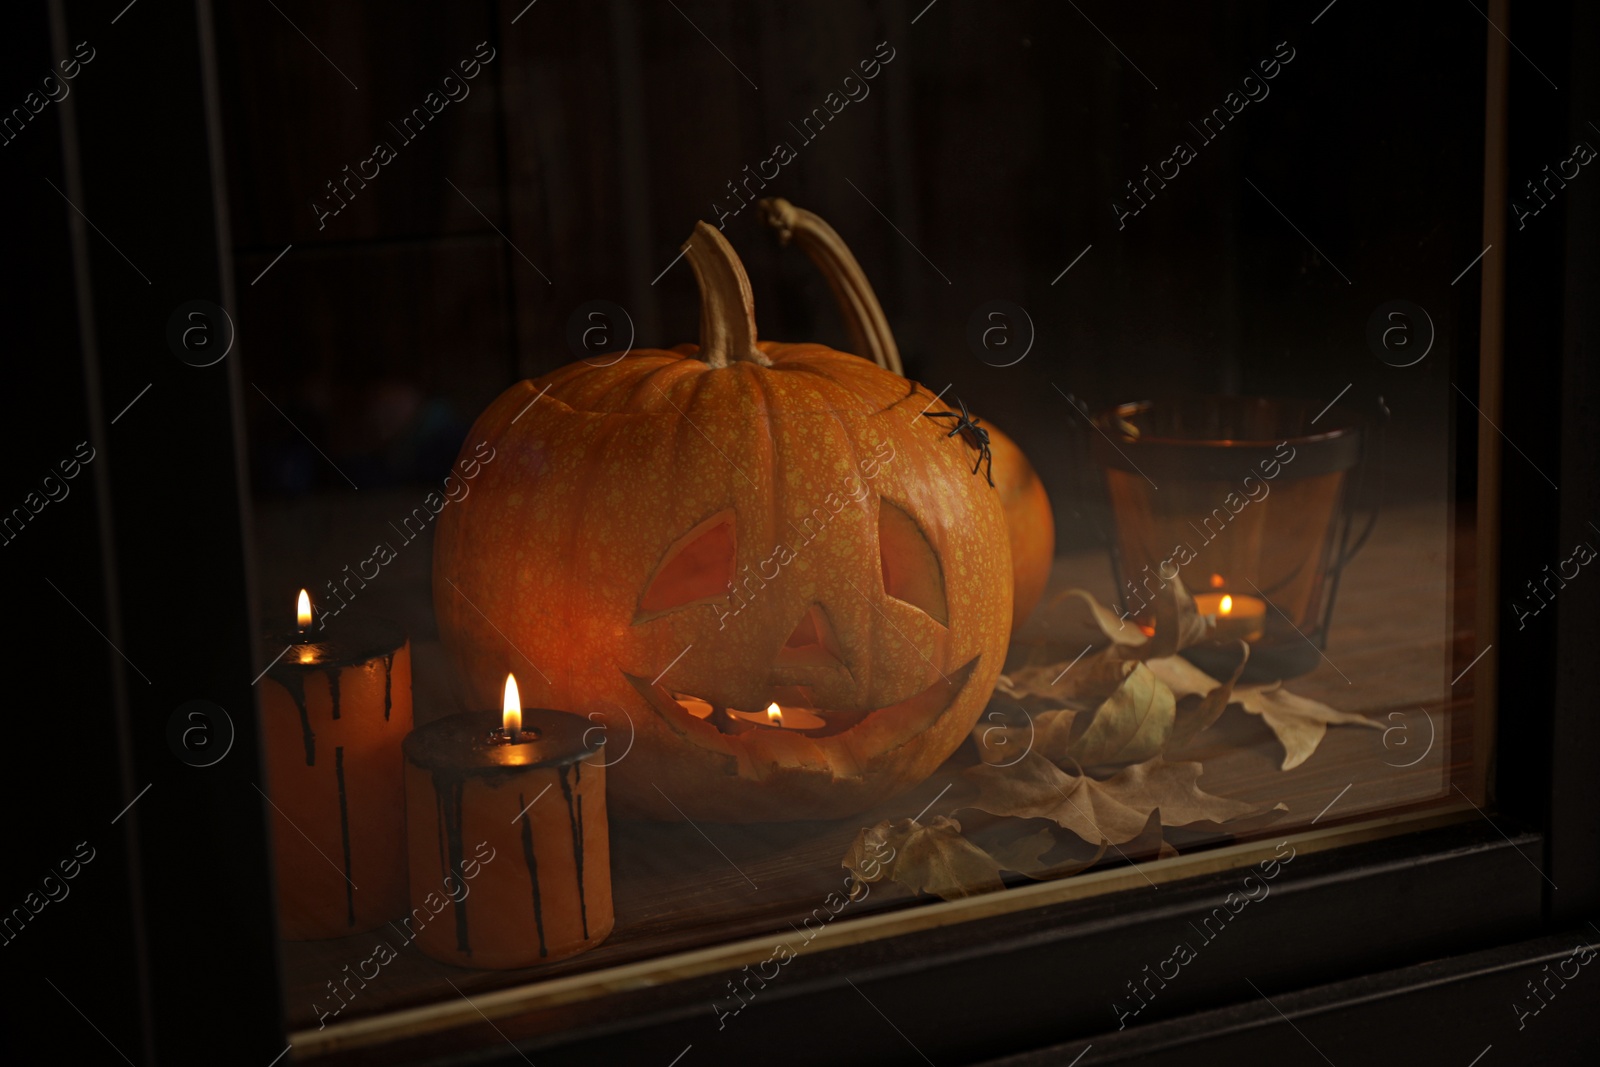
[434,345,1011,821]
[986,424,1055,630]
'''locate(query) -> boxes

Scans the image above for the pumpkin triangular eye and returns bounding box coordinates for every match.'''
[878,500,948,625]
[775,604,843,667]
[639,511,736,616]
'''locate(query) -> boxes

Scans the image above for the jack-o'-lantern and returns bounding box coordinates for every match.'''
[759,197,1056,629]
[433,223,1011,822]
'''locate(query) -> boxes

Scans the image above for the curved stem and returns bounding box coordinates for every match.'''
[757,197,903,376]
[682,221,767,368]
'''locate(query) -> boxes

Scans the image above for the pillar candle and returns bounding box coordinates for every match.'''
[259,593,412,940]
[402,681,612,970]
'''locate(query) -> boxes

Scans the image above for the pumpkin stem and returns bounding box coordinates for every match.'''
[757,198,903,376]
[683,222,768,368]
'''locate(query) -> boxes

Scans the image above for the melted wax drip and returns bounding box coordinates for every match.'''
[382,653,394,721]
[432,774,471,955]
[327,669,342,720]
[335,746,354,926]
[516,791,549,958]
[269,668,316,766]
[559,765,588,938]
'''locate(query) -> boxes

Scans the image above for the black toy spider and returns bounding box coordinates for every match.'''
[924,395,995,487]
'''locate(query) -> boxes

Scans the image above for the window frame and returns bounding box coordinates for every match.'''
[50,0,1594,1062]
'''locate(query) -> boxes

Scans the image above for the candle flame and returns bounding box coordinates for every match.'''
[297,589,312,629]
[766,702,783,726]
[1210,573,1225,589]
[503,673,522,735]
[1220,595,1234,615]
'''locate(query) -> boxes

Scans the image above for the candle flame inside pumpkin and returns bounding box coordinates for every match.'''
[297,588,312,629]
[503,673,522,736]
[1220,594,1234,615]
[766,702,783,726]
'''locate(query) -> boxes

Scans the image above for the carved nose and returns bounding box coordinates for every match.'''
[775,604,842,668]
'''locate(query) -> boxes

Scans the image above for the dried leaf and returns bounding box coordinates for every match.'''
[1135,576,1212,660]
[1034,580,1209,672]
[842,821,892,886]
[983,824,1058,873]
[995,653,1177,768]
[1121,809,1180,863]
[1167,644,1249,751]
[1066,662,1175,767]
[1049,589,1146,651]
[999,649,1136,710]
[1144,654,1224,700]
[842,816,1004,901]
[978,822,1110,880]
[1234,683,1384,771]
[971,706,1080,767]
[965,752,1281,847]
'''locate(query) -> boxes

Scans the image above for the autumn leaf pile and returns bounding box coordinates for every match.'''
[843,579,1381,900]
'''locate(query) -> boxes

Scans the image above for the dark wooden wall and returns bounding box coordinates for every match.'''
[218,1,1487,543]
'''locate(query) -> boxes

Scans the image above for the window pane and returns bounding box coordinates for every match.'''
[220,2,1493,1047]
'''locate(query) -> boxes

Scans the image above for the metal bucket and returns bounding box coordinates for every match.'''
[1090,395,1380,682]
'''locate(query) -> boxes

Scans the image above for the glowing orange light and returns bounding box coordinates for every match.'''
[296,588,312,629]
[503,674,523,738]
[1209,573,1225,589]
[674,694,714,720]
[766,702,783,726]
[1220,595,1234,615]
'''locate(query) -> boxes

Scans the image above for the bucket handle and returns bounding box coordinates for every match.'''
[1315,395,1387,648]
[1060,392,1132,607]
[1335,395,1388,569]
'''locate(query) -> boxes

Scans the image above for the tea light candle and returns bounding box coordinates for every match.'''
[673,695,830,733]
[1194,592,1266,641]
[403,675,613,969]
[259,591,412,940]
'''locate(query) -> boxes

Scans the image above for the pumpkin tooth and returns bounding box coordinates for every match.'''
[834,658,979,767]
[741,729,830,778]
[621,673,738,756]
[817,733,866,779]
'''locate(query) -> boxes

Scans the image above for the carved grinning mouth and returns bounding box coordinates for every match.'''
[623,658,979,779]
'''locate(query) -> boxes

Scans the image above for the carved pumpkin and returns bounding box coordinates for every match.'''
[434,223,1011,822]
[759,198,1056,629]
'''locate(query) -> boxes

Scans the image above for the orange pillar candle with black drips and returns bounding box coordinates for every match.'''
[259,592,412,940]
[402,676,612,969]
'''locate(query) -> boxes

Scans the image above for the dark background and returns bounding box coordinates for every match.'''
[220,0,1487,527]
